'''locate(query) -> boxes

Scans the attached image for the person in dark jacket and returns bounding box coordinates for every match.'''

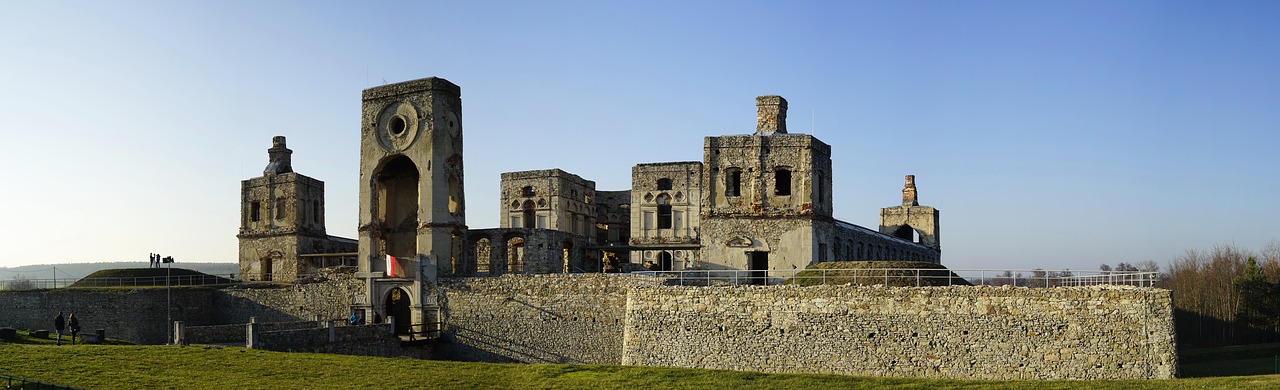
[68,313,81,345]
[54,311,65,346]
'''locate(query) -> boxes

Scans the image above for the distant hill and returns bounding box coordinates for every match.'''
[0,262,239,281]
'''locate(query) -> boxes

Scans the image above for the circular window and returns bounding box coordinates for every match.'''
[389,116,407,136]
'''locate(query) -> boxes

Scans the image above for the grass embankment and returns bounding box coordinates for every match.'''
[69,268,232,288]
[786,261,972,287]
[1,344,1278,389]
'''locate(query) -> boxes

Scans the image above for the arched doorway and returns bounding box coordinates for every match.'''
[658,251,673,271]
[384,287,412,335]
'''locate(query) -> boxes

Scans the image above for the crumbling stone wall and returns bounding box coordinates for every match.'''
[594,190,632,263]
[465,228,596,275]
[623,284,1176,380]
[436,274,663,363]
[216,272,364,324]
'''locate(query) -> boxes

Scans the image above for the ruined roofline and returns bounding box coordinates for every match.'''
[361,77,460,101]
[834,219,936,251]
[703,133,832,155]
[240,171,324,187]
[500,168,593,185]
[633,161,702,168]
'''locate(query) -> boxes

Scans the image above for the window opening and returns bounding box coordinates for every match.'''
[657,178,673,190]
[775,169,792,196]
[727,169,741,197]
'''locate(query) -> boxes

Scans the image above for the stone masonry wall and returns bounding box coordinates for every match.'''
[214,273,364,324]
[0,288,220,345]
[436,274,664,363]
[622,284,1177,380]
[0,274,363,345]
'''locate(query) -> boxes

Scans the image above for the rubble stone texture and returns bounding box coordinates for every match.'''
[623,284,1177,380]
[435,274,1177,380]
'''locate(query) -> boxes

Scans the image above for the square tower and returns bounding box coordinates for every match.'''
[355,77,465,336]
[699,96,833,273]
[238,136,335,282]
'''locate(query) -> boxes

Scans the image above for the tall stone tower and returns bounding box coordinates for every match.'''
[355,77,465,335]
[237,136,331,282]
[700,96,833,272]
[879,175,940,251]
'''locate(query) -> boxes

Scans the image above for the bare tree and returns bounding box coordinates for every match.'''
[6,275,34,291]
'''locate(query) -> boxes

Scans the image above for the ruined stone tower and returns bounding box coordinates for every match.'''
[355,77,465,335]
[879,175,940,251]
[700,96,834,272]
[238,136,354,282]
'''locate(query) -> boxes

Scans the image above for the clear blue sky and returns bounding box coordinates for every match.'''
[2,1,1277,271]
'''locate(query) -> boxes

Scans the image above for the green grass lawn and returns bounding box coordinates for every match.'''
[2,344,1279,390]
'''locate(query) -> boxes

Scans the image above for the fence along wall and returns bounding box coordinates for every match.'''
[622,284,1177,380]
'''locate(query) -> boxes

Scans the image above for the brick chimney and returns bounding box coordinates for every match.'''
[755,95,787,135]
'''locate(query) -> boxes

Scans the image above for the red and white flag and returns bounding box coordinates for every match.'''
[386,255,398,277]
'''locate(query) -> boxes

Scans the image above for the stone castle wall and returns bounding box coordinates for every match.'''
[623,284,1176,380]
[0,288,220,345]
[435,274,663,363]
[0,273,363,345]
[438,275,1175,380]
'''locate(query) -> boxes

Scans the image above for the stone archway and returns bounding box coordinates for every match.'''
[384,287,412,335]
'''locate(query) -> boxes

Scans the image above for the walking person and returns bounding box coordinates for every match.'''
[54,311,65,346]
[68,313,81,345]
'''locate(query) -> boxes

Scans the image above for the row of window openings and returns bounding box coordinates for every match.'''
[643,207,682,230]
[510,212,592,235]
[249,200,320,224]
[723,170,821,198]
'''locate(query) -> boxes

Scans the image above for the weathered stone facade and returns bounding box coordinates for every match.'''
[476,94,939,274]
[238,136,356,282]
[435,274,1176,380]
[499,169,597,235]
[630,162,703,270]
[354,77,466,336]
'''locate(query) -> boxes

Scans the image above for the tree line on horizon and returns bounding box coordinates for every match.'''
[1148,242,1280,346]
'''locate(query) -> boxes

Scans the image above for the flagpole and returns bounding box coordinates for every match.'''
[166,257,171,345]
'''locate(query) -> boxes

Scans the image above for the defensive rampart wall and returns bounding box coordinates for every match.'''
[622,284,1176,380]
[435,274,661,363]
[439,275,1176,380]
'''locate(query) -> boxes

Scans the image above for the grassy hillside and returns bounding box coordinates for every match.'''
[69,268,233,287]
[0,344,1276,389]
[1,262,238,280]
[785,261,972,286]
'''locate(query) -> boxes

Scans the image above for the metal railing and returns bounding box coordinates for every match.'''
[2,274,240,290]
[630,268,1159,288]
